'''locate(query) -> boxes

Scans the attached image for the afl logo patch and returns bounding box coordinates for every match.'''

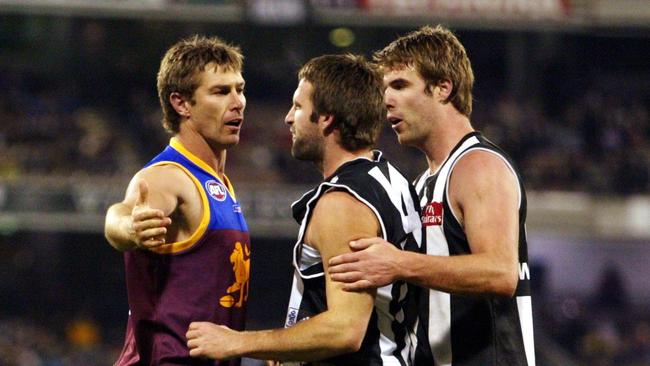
[205,180,227,201]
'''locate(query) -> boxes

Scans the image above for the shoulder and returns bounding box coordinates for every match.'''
[140,163,194,184]
[452,148,517,183]
[307,190,381,253]
[310,191,380,239]
[130,164,196,197]
[449,149,519,203]
[314,190,372,217]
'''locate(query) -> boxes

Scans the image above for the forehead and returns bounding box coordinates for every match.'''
[294,78,314,100]
[196,64,244,87]
[382,65,422,84]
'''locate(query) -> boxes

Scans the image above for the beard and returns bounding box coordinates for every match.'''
[291,134,323,163]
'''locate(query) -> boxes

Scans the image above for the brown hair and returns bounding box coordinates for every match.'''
[374,25,474,117]
[298,54,385,151]
[157,35,243,133]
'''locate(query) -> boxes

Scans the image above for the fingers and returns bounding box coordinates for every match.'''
[349,237,383,250]
[342,280,374,292]
[131,209,172,249]
[136,179,149,206]
[330,270,364,283]
[328,252,358,267]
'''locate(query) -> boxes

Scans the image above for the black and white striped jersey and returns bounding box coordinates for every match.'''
[284,151,424,366]
[413,132,535,366]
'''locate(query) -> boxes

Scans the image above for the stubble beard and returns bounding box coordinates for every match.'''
[291,136,323,163]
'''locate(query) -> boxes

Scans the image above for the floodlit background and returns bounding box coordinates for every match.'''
[0,0,649,365]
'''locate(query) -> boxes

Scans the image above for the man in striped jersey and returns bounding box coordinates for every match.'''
[187,54,424,365]
[329,26,536,366]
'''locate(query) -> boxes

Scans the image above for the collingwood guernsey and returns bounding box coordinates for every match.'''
[414,132,535,366]
[285,151,424,365]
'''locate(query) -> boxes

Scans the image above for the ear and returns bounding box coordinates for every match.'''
[319,113,336,136]
[436,79,453,102]
[169,92,191,119]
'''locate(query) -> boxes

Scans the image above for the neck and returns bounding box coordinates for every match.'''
[421,111,474,174]
[176,124,227,177]
[320,141,373,178]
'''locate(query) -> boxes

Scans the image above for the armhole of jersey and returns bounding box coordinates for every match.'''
[444,148,522,226]
[324,185,387,241]
[294,183,387,280]
[146,161,211,255]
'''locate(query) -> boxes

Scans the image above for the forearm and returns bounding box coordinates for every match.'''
[104,203,137,252]
[233,313,365,362]
[398,251,518,297]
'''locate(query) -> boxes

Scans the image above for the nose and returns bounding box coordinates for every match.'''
[284,106,295,126]
[231,91,245,112]
[384,89,395,111]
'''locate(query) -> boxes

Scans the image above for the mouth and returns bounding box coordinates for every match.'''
[224,118,243,127]
[387,116,403,126]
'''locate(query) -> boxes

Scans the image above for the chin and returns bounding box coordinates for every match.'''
[397,134,419,148]
[220,137,240,149]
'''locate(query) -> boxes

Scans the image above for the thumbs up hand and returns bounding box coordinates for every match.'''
[130,179,172,249]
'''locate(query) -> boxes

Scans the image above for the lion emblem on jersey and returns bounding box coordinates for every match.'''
[219,241,250,308]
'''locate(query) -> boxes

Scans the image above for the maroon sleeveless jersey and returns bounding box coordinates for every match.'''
[114,138,250,366]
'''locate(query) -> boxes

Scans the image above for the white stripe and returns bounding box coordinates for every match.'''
[416,138,480,366]
[433,136,479,203]
[426,225,452,366]
[298,244,321,271]
[284,271,304,327]
[517,296,536,366]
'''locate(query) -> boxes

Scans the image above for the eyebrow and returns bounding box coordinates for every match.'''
[209,81,245,91]
[385,78,410,89]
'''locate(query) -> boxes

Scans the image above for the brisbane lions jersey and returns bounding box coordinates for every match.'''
[115,137,250,366]
[285,151,424,365]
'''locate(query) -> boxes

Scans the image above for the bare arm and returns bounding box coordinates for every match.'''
[104,166,181,251]
[329,151,520,297]
[187,191,379,361]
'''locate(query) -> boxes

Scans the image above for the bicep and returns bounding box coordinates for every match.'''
[309,191,379,320]
[450,152,520,259]
[125,166,184,216]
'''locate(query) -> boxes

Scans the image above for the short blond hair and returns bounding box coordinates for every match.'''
[157,35,243,133]
[374,25,474,117]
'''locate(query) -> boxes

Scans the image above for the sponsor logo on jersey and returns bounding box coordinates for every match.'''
[233,203,242,213]
[421,201,443,226]
[286,307,299,326]
[205,180,227,201]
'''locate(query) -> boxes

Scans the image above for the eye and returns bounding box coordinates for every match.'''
[389,79,408,91]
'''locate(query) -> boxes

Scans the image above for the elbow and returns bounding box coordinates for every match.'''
[333,324,366,354]
[339,331,364,354]
[489,270,518,298]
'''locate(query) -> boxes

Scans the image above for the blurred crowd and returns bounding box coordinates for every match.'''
[474,90,650,195]
[0,318,119,366]
[1,65,648,195]
[534,265,650,366]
